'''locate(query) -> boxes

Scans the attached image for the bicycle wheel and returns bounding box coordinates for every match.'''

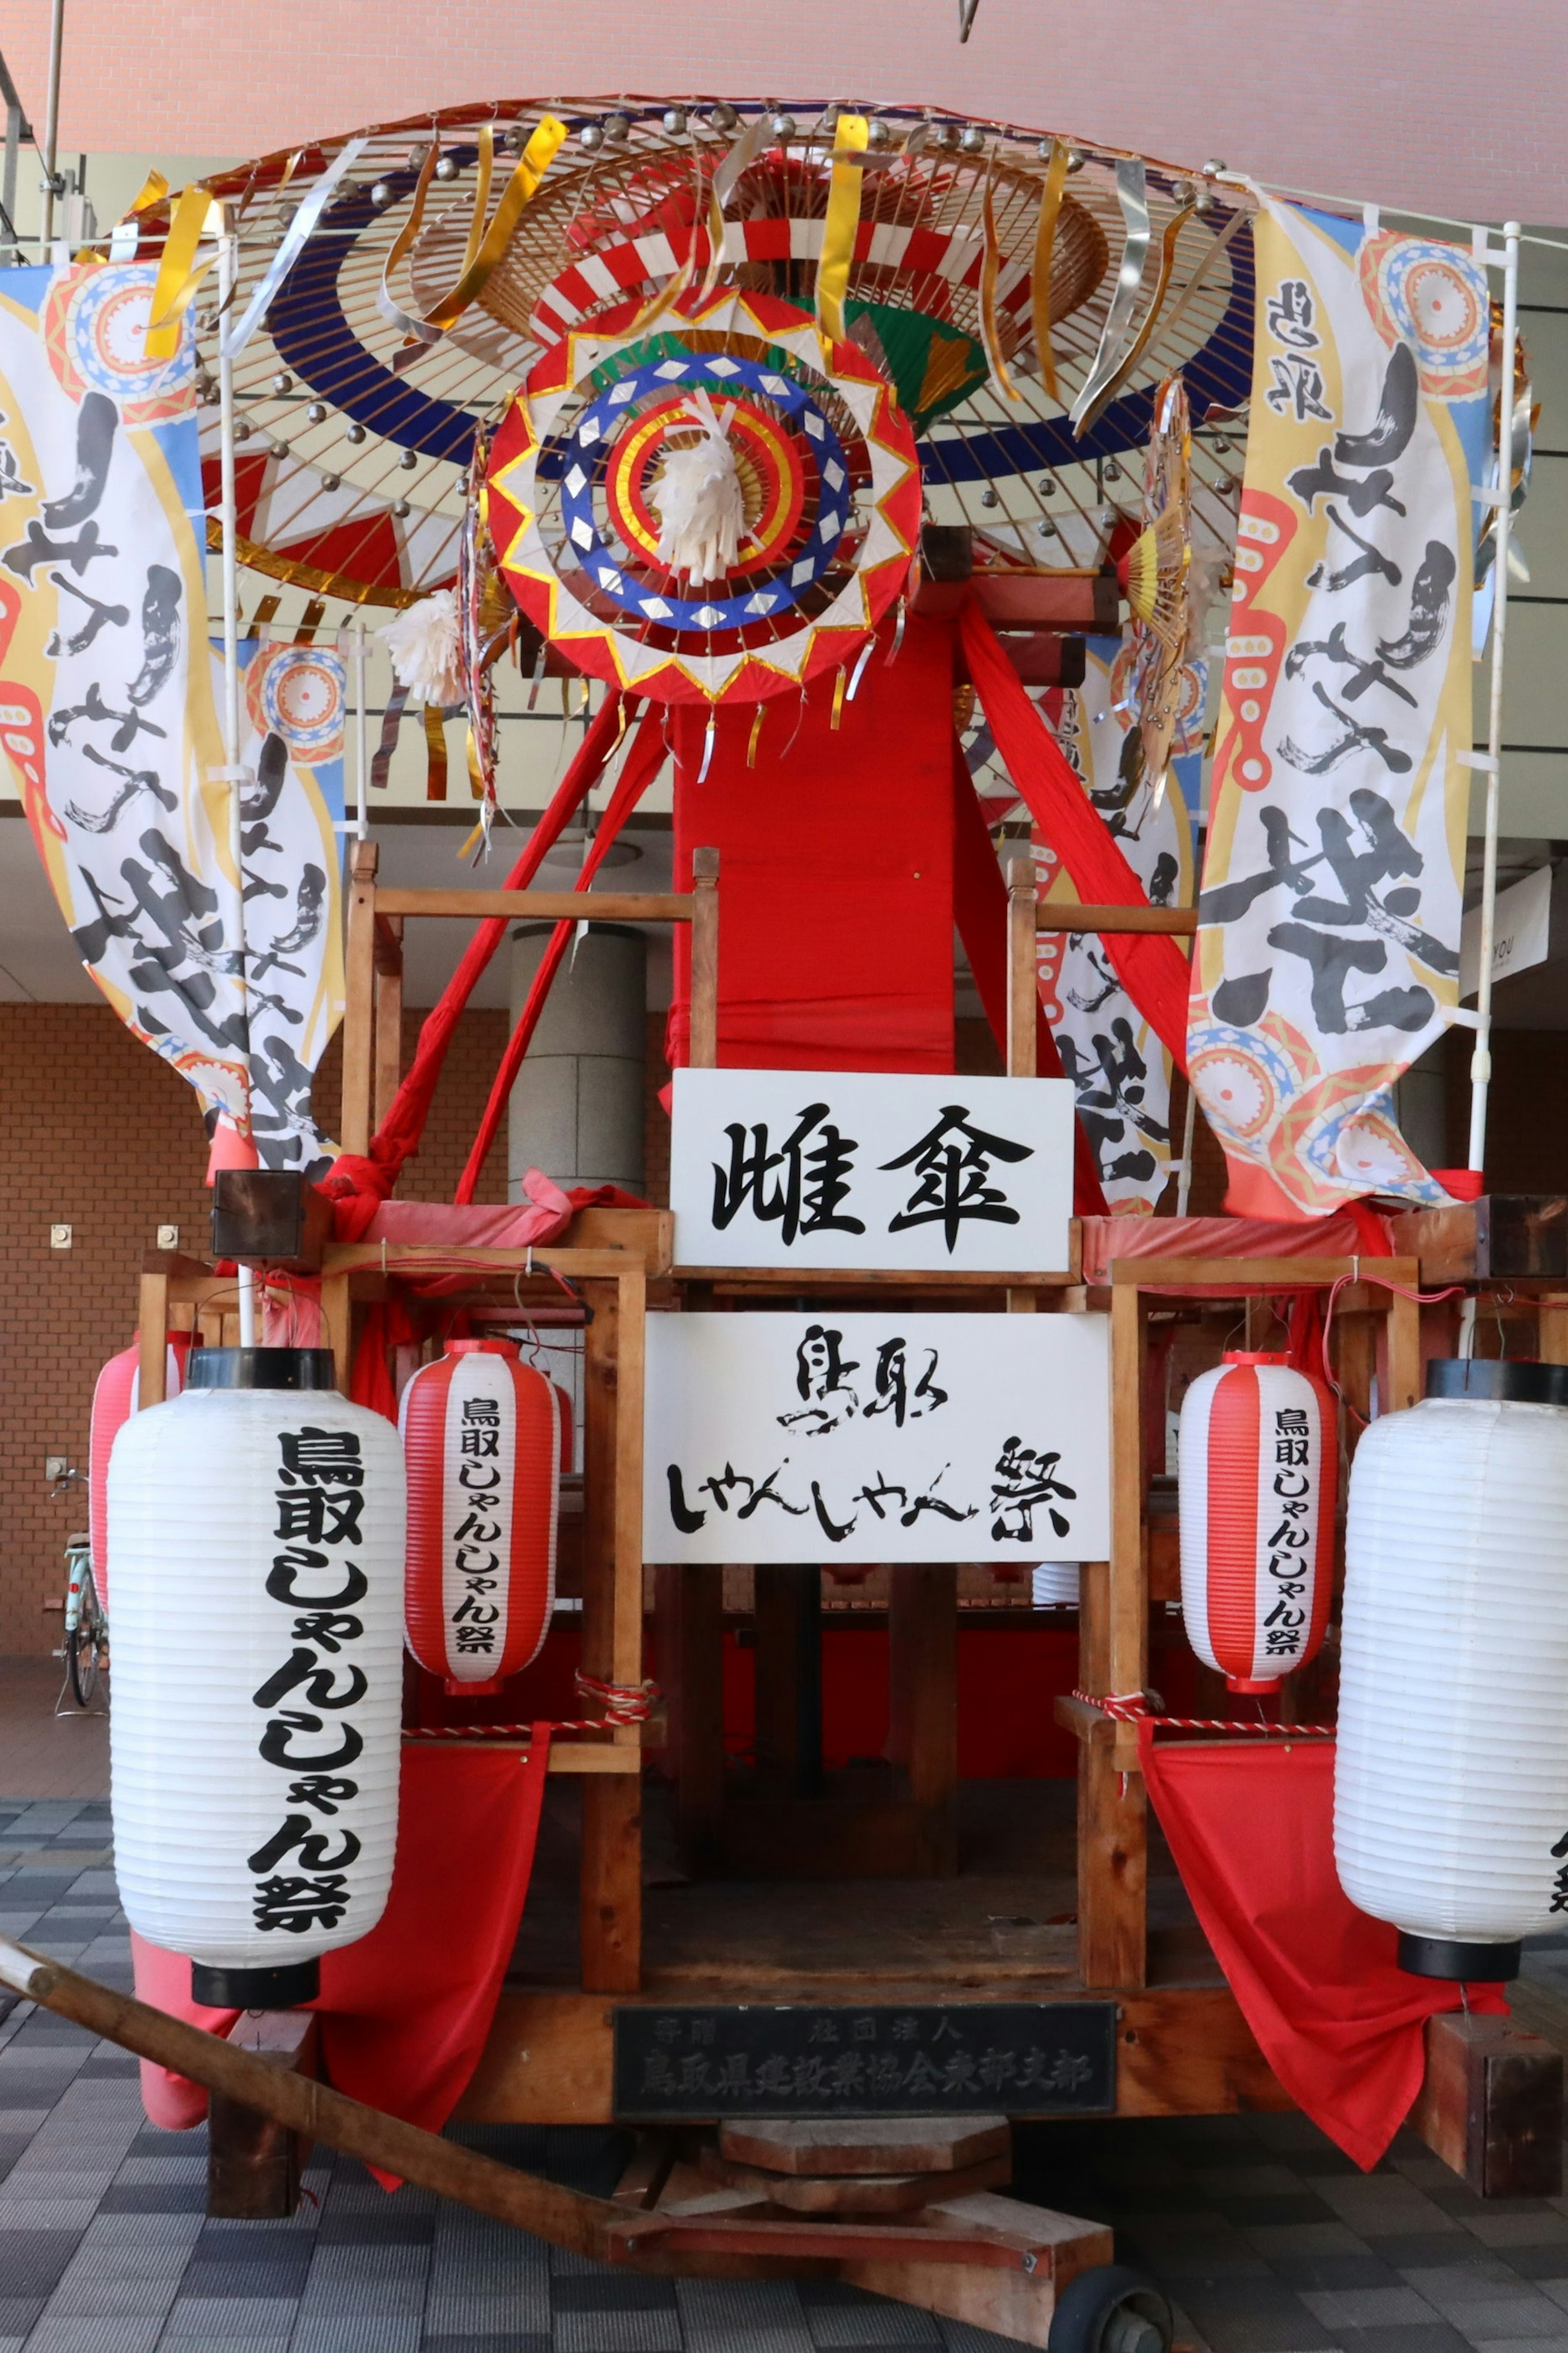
[68,1570,104,1706]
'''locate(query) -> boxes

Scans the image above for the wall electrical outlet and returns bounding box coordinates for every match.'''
[156,1224,180,1251]
[49,1224,72,1251]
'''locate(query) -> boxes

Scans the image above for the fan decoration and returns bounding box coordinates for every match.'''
[485,285,922,705]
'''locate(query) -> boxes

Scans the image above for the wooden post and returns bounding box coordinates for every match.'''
[1075,1278,1149,1990]
[654,1563,725,1866]
[580,1275,642,1993]
[755,1568,824,1799]
[1005,857,1036,1080]
[1385,1283,1421,1413]
[138,1267,171,1406]
[886,1565,958,1876]
[341,840,379,1156]
[689,847,719,1070]
[207,2010,319,2217]
[1540,1301,1568,1365]
[373,914,404,1133]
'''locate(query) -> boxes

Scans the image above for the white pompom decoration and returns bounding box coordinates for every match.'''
[649,391,747,584]
[380,589,463,707]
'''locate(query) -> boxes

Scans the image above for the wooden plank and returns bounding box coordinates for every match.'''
[1006,858,1037,1079]
[704,2149,1011,2214]
[401,1740,644,1773]
[842,2192,1111,2350]
[322,1244,653,1280]
[1113,1255,1421,1292]
[461,1983,1286,2125]
[566,1206,673,1271]
[580,1278,641,1994]
[1540,1302,1568,1365]
[373,914,403,1132]
[720,2116,1009,2176]
[1386,1284,1421,1414]
[138,1269,170,1407]
[1037,903,1197,936]
[887,1565,958,1875]
[1409,2010,1563,2198]
[207,2010,318,2218]
[374,888,694,922]
[689,847,720,1070]
[340,840,378,1158]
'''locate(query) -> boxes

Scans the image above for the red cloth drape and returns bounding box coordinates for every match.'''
[130,1740,552,2174]
[455,707,668,1202]
[960,601,1191,1071]
[667,616,956,1071]
[951,732,1109,1217]
[1138,1726,1507,2170]
[318,697,636,1236]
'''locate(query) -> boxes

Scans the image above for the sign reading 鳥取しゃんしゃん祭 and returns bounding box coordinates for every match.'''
[644,1312,1110,1565]
[669,1069,1075,1271]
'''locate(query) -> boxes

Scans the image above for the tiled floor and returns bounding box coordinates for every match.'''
[0,1664,110,1805]
[9,1791,1568,2352]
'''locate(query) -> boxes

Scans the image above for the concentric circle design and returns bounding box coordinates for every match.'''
[244,645,347,763]
[43,264,194,424]
[487,286,920,705]
[1186,1027,1291,1143]
[1359,232,1490,401]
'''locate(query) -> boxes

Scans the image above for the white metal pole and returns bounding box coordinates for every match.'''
[217,216,256,1347]
[40,0,65,251]
[352,618,368,840]
[1467,219,1520,1177]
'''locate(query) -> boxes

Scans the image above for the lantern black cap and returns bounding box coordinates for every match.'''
[1398,1930,1520,1984]
[1426,1358,1568,1409]
[191,1957,320,2006]
[186,1347,339,1392]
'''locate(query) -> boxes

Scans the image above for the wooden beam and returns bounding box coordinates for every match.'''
[887,1565,958,1876]
[580,1278,642,1994]
[1037,903,1197,936]
[1410,2010,1563,2198]
[207,2010,318,2218]
[341,840,378,1157]
[373,914,403,1133]
[654,1563,726,1863]
[138,1268,171,1406]
[375,888,694,922]
[689,848,720,1070]
[1006,858,1037,1079]
[755,1567,823,1800]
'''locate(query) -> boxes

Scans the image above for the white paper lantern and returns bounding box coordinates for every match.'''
[108,1347,406,2006]
[1335,1357,1568,1980]
[1179,1352,1337,1693]
[89,1337,187,1602]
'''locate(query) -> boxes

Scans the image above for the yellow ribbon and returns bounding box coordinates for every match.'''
[979,159,1020,403]
[816,112,869,359]
[145,185,221,362]
[418,115,567,339]
[424,705,448,802]
[1031,139,1069,405]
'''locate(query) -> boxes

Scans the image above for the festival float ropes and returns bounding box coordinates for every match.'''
[107,1348,405,2007]
[1335,1358,1568,1982]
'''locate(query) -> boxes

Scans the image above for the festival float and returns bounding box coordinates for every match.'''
[1,86,1563,2352]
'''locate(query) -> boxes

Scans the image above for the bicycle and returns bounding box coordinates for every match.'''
[50,1467,108,1712]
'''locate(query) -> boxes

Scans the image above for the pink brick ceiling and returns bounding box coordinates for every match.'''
[7,0,1566,227]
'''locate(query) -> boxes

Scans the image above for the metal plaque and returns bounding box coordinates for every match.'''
[613,2001,1116,2120]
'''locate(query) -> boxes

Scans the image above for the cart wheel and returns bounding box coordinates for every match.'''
[1049,2263,1172,2353]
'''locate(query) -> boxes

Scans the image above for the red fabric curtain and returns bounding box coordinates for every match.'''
[454,707,668,1202]
[951,734,1109,1217]
[129,1740,552,2171]
[1138,1726,1506,2170]
[667,616,957,1072]
[318,696,635,1234]
[959,601,1190,1071]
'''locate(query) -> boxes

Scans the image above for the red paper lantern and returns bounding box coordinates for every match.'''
[90,1336,188,1601]
[400,1338,560,1696]
[1178,1350,1338,1694]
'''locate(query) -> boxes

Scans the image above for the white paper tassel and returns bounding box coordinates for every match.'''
[380,589,463,707]
[649,391,746,585]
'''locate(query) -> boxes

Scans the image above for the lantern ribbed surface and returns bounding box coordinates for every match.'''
[1335,1386,1568,1966]
[89,1339,186,1601]
[1178,1352,1337,1694]
[400,1338,560,1695]
[108,1368,405,1972]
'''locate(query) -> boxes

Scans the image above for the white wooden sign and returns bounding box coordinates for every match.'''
[644,1311,1110,1564]
[670,1069,1076,1273]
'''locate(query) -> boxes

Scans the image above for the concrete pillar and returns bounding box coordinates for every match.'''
[507,923,646,1198]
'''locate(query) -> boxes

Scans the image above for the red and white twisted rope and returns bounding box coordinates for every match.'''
[403,1671,660,1742]
[1071,1689,1336,1738]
